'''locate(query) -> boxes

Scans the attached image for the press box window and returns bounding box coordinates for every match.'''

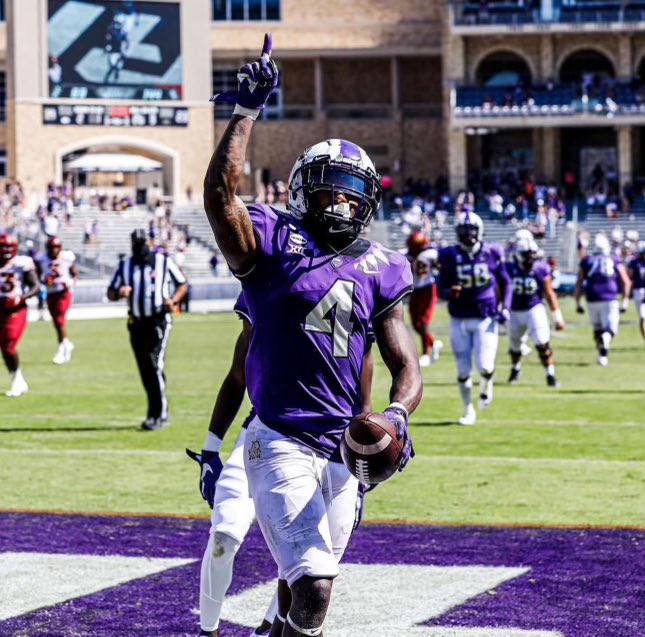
[213,0,280,20]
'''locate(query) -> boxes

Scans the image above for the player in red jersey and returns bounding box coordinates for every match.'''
[36,237,79,364]
[0,234,39,396]
[407,231,442,367]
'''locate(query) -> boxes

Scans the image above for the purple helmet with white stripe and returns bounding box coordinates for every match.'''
[288,139,382,240]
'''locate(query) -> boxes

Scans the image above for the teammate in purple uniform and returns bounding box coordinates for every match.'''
[574,233,631,366]
[187,295,377,637]
[627,241,645,340]
[505,238,565,387]
[205,34,422,637]
[437,211,511,426]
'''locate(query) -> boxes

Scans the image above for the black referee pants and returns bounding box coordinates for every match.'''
[128,314,172,421]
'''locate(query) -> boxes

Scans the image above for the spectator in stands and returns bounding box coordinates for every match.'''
[209,251,219,275]
[531,206,547,239]
[184,223,192,246]
[43,212,59,238]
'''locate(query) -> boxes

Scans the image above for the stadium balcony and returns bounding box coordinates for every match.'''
[451,0,645,32]
[452,82,645,122]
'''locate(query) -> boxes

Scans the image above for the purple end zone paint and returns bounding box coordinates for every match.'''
[0,513,643,637]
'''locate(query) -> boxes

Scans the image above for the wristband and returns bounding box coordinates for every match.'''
[386,402,409,421]
[233,104,261,120]
[552,309,563,324]
[203,431,223,453]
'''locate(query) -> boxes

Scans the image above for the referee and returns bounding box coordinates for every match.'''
[107,229,188,430]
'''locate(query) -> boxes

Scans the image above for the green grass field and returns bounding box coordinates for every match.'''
[0,298,643,527]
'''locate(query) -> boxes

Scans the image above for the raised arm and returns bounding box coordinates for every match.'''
[204,33,278,274]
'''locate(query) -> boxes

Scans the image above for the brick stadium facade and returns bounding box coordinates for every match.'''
[2,0,645,200]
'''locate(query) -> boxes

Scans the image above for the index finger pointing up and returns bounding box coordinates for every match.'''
[261,32,272,58]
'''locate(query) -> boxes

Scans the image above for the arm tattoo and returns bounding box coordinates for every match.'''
[204,116,257,273]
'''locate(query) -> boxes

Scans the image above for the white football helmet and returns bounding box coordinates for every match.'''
[514,238,539,270]
[514,228,534,243]
[287,139,382,239]
[455,211,484,254]
[592,233,611,256]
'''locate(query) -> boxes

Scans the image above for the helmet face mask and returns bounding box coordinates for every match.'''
[455,212,484,254]
[0,234,17,264]
[46,237,62,259]
[288,139,382,243]
[515,238,538,270]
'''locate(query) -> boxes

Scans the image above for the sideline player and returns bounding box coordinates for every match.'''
[437,212,511,426]
[407,231,442,366]
[36,236,79,364]
[574,233,631,366]
[205,34,422,637]
[627,241,645,340]
[506,238,565,387]
[0,234,39,396]
[187,297,376,637]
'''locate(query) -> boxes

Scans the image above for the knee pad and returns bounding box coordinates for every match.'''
[288,577,332,634]
[536,343,552,364]
[286,614,323,636]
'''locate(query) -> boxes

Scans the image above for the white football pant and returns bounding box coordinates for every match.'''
[509,304,551,351]
[449,316,499,377]
[587,300,620,335]
[633,288,645,320]
[244,417,358,586]
[201,428,276,632]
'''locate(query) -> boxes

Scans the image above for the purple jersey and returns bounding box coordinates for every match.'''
[239,204,412,457]
[437,243,511,319]
[628,256,645,289]
[233,292,250,322]
[580,254,622,302]
[506,259,550,311]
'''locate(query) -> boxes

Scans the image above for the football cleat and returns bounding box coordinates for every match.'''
[6,374,28,397]
[64,340,74,363]
[597,355,608,367]
[199,629,216,637]
[458,404,477,426]
[508,368,521,385]
[546,375,560,387]
[419,354,431,367]
[431,340,444,362]
[478,393,492,410]
[141,418,168,431]
[52,345,66,365]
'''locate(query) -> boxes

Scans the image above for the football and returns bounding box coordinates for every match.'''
[340,412,403,484]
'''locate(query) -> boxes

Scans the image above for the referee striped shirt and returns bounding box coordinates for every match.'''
[109,252,187,319]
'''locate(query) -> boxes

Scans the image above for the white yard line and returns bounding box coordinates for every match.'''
[0,449,641,465]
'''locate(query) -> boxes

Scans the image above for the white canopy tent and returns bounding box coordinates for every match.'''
[65,153,163,173]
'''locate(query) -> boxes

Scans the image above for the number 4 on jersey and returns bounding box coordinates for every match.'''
[305,279,355,358]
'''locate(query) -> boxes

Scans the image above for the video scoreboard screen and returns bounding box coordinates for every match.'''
[47,1,182,101]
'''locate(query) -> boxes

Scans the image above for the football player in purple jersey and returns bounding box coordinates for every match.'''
[437,211,511,426]
[574,233,631,366]
[205,34,422,637]
[186,297,377,637]
[505,238,565,387]
[627,241,645,340]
